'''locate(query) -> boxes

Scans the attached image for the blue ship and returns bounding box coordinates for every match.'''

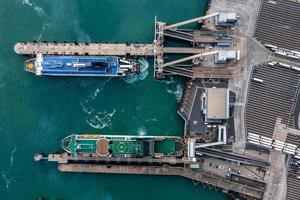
[24,54,140,77]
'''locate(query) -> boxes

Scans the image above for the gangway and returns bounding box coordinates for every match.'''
[162,51,218,67]
[164,12,219,30]
[163,66,194,77]
[164,29,194,42]
[196,148,269,168]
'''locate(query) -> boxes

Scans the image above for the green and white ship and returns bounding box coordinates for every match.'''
[62,134,184,158]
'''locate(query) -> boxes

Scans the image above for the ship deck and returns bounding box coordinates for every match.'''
[40,55,119,75]
[65,135,181,157]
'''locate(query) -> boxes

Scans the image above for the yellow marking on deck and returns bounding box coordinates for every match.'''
[27,63,34,69]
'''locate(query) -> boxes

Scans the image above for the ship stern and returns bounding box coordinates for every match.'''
[132,61,140,74]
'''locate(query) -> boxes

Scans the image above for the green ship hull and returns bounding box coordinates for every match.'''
[62,134,184,158]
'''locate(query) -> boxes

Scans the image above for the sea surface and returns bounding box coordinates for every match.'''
[0,0,227,199]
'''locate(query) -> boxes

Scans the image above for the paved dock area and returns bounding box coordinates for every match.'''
[254,0,300,51]
[14,42,156,56]
[286,157,300,200]
[244,143,270,161]
[196,148,269,168]
[206,0,261,35]
[45,153,193,165]
[202,157,264,182]
[263,119,288,200]
[58,163,264,199]
[14,42,213,56]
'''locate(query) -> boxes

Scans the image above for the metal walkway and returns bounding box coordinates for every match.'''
[196,148,269,167]
[164,29,234,44]
[164,12,219,30]
[162,51,218,67]
[164,29,194,42]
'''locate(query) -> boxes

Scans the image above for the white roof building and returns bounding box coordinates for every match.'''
[206,88,229,120]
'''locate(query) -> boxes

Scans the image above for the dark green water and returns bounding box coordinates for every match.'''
[0,0,227,199]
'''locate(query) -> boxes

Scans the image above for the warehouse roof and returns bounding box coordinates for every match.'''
[207,88,229,119]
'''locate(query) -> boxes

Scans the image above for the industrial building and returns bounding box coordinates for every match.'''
[205,88,229,121]
[214,50,240,64]
[215,11,237,27]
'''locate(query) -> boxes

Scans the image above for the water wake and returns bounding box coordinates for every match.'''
[146,118,158,122]
[90,88,100,100]
[1,171,15,191]
[21,0,46,17]
[79,77,112,114]
[73,20,91,43]
[137,127,147,136]
[37,23,51,41]
[22,0,32,6]
[160,76,176,85]
[79,78,116,129]
[1,145,17,191]
[86,109,116,129]
[165,83,183,102]
[123,58,149,84]
[79,100,94,115]
[10,144,16,167]
[33,5,46,16]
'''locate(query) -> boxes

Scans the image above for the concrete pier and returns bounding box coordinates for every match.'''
[14,42,156,56]
[59,163,264,199]
[45,153,194,165]
[14,42,212,56]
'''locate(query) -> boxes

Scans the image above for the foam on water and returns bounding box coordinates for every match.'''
[164,80,183,102]
[80,78,112,114]
[22,0,32,6]
[37,22,51,41]
[79,100,94,115]
[21,0,46,17]
[86,109,116,129]
[159,76,176,85]
[33,5,46,16]
[90,88,100,100]
[137,127,147,136]
[169,84,183,102]
[1,171,15,191]
[9,144,16,167]
[1,171,10,190]
[73,20,91,43]
[123,58,149,84]
[79,78,117,129]
[146,118,158,122]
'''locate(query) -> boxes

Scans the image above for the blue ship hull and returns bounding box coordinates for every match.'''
[25,54,139,77]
